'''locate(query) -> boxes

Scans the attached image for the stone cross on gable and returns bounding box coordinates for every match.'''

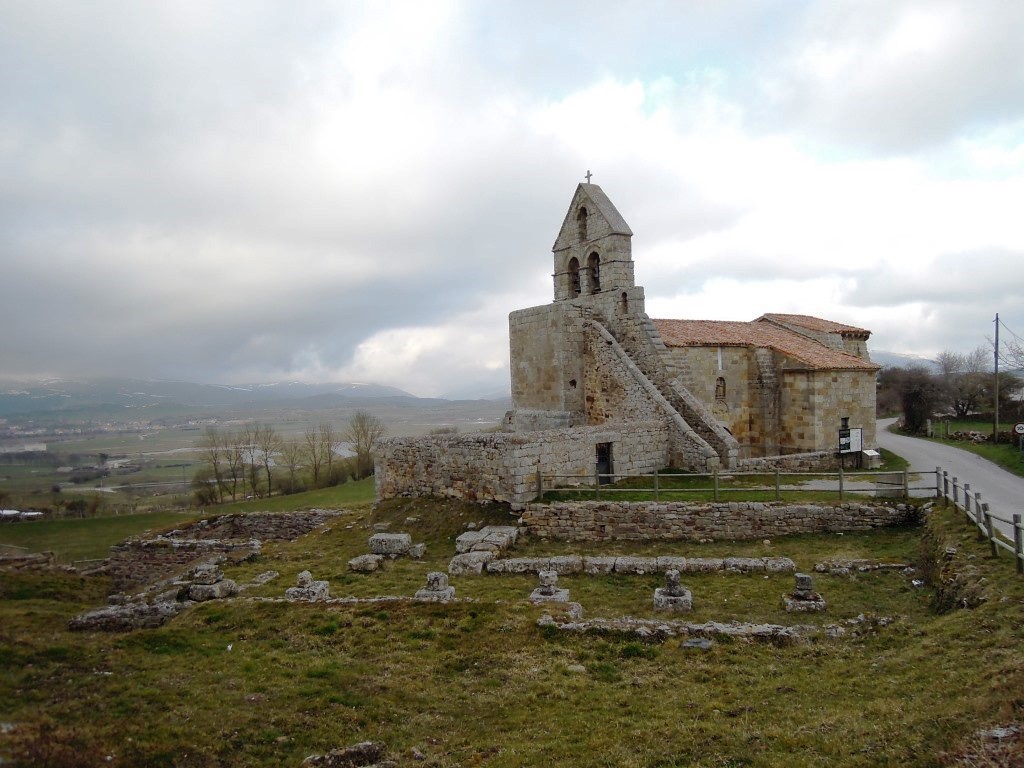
[585,170,592,183]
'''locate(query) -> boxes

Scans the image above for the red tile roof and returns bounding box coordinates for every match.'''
[757,313,871,337]
[653,318,880,371]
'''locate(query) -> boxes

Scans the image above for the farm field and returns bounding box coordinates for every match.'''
[1,486,1022,766]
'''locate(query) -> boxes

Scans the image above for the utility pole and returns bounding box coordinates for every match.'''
[994,313,1000,442]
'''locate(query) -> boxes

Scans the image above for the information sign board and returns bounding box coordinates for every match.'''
[839,427,863,454]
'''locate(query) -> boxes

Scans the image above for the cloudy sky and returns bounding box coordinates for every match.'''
[2,1,1023,398]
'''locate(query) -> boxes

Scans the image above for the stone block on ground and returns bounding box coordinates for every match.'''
[613,556,659,574]
[454,530,484,553]
[582,556,617,575]
[190,562,225,585]
[369,533,412,556]
[547,555,583,574]
[657,556,687,572]
[447,551,494,575]
[285,570,330,601]
[654,587,693,612]
[486,557,544,574]
[69,600,190,632]
[302,741,393,768]
[764,557,797,573]
[189,579,238,601]
[414,571,455,601]
[685,557,724,573]
[725,557,766,573]
[348,554,385,573]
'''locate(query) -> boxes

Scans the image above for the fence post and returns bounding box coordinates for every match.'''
[774,468,780,501]
[838,465,844,501]
[903,469,909,499]
[713,469,719,503]
[973,491,984,538]
[594,466,600,500]
[654,469,659,501]
[535,467,542,501]
[983,504,997,557]
[943,471,949,507]
[952,477,959,510]
[935,467,941,499]
[1014,514,1023,575]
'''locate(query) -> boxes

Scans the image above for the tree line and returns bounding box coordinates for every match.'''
[192,410,386,505]
[877,346,1023,434]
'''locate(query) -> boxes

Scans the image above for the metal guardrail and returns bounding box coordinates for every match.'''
[939,467,1024,576]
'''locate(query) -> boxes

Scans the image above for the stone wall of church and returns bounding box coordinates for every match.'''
[509,303,586,417]
[778,370,876,453]
[520,500,917,541]
[663,345,762,450]
[376,423,670,507]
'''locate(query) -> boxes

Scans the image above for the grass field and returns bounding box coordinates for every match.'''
[1,483,1023,766]
[923,418,1024,478]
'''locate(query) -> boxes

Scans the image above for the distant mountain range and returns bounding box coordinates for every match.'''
[870,351,938,370]
[0,377,510,420]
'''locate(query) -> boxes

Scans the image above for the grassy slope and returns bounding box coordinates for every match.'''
[0,479,377,562]
[1,490,1022,766]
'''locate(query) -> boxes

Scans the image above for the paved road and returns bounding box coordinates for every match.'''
[876,417,1024,538]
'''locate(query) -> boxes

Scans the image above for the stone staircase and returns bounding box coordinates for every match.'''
[590,319,737,469]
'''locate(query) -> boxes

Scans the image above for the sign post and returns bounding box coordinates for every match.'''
[1014,423,1024,453]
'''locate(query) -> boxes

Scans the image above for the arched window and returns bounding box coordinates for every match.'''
[568,257,581,298]
[620,292,628,313]
[715,377,726,400]
[588,252,601,294]
[576,207,588,242]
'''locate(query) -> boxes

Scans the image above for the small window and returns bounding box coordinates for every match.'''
[620,292,628,313]
[715,377,726,400]
[588,252,601,294]
[568,257,581,298]
[576,207,588,242]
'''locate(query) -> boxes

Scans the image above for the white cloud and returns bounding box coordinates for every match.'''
[1,0,1023,396]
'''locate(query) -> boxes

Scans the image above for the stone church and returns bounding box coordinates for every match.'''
[376,183,879,506]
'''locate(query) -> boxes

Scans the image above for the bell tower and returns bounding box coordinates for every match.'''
[551,181,635,302]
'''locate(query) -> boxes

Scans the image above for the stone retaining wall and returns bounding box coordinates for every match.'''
[521,500,917,541]
[737,451,839,472]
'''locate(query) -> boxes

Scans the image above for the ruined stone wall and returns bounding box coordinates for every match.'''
[376,423,671,506]
[521,500,916,541]
[173,510,344,541]
[737,451,839,472]
[106,510,342,591]
[107,538,259,591]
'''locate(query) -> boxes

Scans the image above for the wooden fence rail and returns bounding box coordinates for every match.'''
[535,467,937,503]
[939,466,1024,576]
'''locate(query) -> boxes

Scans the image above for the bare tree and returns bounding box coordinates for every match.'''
[304,427,325,487]
[344,410,387,479]
[318,422,346,485]
[224,431,245,502]
[254,423,282,497]
[197,426,226,504]
[277,440,305,494]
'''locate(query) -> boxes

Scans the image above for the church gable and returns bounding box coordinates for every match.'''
[552,183,633,252]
